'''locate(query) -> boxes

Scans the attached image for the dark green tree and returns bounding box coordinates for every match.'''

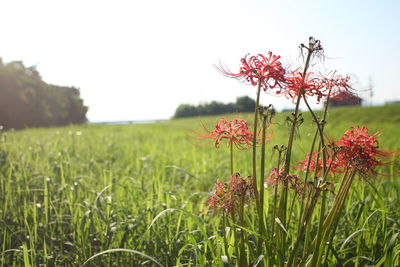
[173,96,256,118]
[0,58,88,129]
[235,96,255,112]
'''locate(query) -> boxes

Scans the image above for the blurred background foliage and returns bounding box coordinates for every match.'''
[173,96,256,118]
[0,58,88,129]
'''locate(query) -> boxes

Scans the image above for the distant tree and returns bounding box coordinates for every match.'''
[0,58,88,129]
[173,104,198,118]
[173,96,256,118]
[235,96,255,112]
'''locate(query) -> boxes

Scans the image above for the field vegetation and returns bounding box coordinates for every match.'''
[0,104,399,266]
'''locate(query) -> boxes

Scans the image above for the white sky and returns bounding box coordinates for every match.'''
[0,0,399,122]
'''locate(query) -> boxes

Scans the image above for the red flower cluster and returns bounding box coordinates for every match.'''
[277,70,352,104]
[321,72,353,100]
[265,168,307,195]
[217,51,354,105]
[336,126,390,176]
[296,127,390,178]
[265,168,283,187]
[279,69,325,103]
[194,118,254,149]
[207,174,254,219]
[296,151,342,176]
[288,174,307,196]
[217,52,286,91]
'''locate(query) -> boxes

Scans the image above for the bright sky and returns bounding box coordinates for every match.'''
[0,0,399,122]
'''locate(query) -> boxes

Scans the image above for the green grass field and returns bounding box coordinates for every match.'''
[0,104,399,266]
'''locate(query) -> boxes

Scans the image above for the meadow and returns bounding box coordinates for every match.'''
[0,104,399,266]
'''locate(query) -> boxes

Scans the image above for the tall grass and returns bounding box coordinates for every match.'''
[0,104,399,266]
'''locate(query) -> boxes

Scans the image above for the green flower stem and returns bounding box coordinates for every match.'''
[286,187,321,267]
[287,177,325,266]
[257,112,268,256]
[252,80,262,207]
[301,192,314,262]
[239,195,247,267]
[286,190,297,229]
[233,225,240,266]
[310,170,356,266]
[278,44,313,266]
[281,44,313,215]
[321,89,332,129]
[222,212,230,263]
[271,149,283,241]
[296,126,319,247]
[271,183,279,244]
[283,45,313,174]
[288,152,338,266]
[311,189,327,265]
[278,77,303,266]
[230,142,234,175]
[306,113,328,267]
[304,129,319,184]
[300,169,348,264]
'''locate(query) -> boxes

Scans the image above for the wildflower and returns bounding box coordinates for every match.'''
[296,151,342,177]
[321,72,351,95]
[287,174,307,196]
[194,118,254,149]
[336,126,390,176]
[264,168,283,188]
[216,52,286,91]
[207,174,254,219]
[321,72,353,100]
[265,168,307,195]
[279,69,325,103]
[207,181,227,211]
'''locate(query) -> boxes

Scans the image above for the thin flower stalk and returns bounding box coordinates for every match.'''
[256,106,270,255]
[287,147,340,266]
[230,141,234,175]
[270,146,285,248]
[222,212,230,262]
[310,170,356,266]
[302,96,327,175]
[278,38,315,265]
[239,194,247,267]
[292,48,338,267]
[295,127,319,259]
[252,80,262,206]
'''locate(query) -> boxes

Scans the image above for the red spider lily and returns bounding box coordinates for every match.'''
[216,52,286,91]
[264,168,283,188]
[321,72,353,99]
[207,181,227,211]
[336,126,391,176]
[287,174,307,196]
[193,118,255,149]
[207,174,254,219]
[278,69,325,103]
[277,70,352,104]
[265,168,307,195]
[296,151,342,177]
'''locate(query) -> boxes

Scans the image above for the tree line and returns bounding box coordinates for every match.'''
[173,96,256,118]
[0,58,88,129]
